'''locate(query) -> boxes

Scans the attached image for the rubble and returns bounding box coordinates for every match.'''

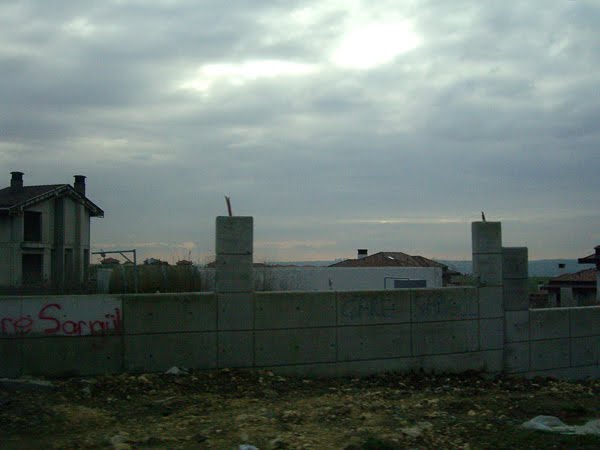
[0,370,598,449]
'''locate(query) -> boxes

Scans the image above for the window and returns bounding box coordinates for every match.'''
[394,279,427,288]
[24,211,42,242]
[22,254,43,284]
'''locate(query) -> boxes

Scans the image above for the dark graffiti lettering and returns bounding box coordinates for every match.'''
[341,298,402,320]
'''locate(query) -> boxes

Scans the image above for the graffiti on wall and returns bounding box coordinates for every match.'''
[341,296,406,321]
[0,297,122,337]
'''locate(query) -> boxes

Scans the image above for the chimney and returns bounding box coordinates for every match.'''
[10,171,24,189]
[357,249,368,259]
[74,175,86,196]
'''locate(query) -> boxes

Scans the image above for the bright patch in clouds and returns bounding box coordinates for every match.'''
[181,60,317,92]
[332,22,421,70]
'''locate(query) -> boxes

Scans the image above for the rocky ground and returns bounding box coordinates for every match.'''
[1,369,599,449]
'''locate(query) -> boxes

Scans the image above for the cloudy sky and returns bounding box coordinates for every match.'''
[1,0,599,263]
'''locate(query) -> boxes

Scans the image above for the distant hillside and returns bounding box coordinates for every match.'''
[271,259,594,277]
[269,260,337,267]
[439,259,593,277]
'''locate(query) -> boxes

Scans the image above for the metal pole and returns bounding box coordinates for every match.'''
[133,249,139,293]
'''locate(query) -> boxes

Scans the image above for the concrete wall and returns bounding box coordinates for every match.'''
[2,288,502,378]
[1,295,123,378]
[504,306,600,379]
[1,218,598,380]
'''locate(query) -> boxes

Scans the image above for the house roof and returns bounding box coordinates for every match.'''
[548,268,596,284]
[0,184,104,217]
[101,257,120,265]
[329,251,453,272]
[578,247,600,265]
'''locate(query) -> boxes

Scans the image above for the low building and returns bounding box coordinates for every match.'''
[330,250,460,286]
[578,245,600,302]
[541,268,597,307]
[0,171,103,289]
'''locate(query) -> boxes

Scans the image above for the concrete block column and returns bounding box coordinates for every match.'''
[472,222,503,316]
[472,222,504,372]
[215,216,254,369]
[215,216,253,293]
[502,247,530,373]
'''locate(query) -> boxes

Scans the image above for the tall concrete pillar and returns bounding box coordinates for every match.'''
[215,216,253,293]
[215,216,254,369]
[472,222,503,317]
[502,247,530,373]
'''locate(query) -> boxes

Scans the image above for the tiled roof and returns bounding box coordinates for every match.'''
[549,268,596,283]
[101,257,120,265]
[0,185,65,207]
[0,184,104,217]
[329,251,448,269]
[578,248,600,265]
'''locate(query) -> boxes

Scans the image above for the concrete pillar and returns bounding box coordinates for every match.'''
[502,247,528,311]
[502,247,530,373]
[472,222,503,316]
[215,216,254,369]
[215,216,253,293]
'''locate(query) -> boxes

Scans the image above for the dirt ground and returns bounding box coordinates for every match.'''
[1,369,599,449]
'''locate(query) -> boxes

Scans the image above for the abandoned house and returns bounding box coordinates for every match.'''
[0,171,103,288]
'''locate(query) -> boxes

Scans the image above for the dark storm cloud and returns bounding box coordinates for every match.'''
[1,0,599,260]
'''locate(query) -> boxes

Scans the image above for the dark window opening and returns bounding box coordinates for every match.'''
[64,249,74,287]
[24,211,42,242]
[394,279,427,288]
[83,249,90,282]
[22,254,43,284]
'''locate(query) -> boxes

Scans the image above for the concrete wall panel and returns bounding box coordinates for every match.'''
[472,222,502,254]
[530,339,570,371]
[215,216,253,255]
[218,293,254,331]
[505,310,530,343]
[337,324,411,361]
[478,286,503,318]
[412,321,478,356]
[502,247,528,279]
[473,254,503,286]
[412,288,478,322]
[504,342,530,373]
[255,292,336,329]
[416,350,503,374]
[2,296,122,337]
[480,318,503,350]
[218,331,254,368]
[503,278,529,311]
[0,338,22,377]
[123,293,216,334]
[530,309,569,340]
[22,336,123,376]
[125,332,217,372]
[255,328,336,366]
[335,357,416,376]
[570,306,600,337]
[0,298,22,336]
[215,255,253,293]
[570,336,600,367]
[337,290,410,326]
